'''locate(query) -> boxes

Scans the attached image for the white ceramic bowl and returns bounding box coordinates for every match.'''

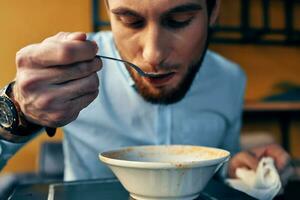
[99,145,230,200]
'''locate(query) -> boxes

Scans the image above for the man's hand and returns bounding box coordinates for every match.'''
[228,150,259,178]
[13,32,101,128]
[228,143,292,179]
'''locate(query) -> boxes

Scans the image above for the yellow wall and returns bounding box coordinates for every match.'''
[210,44,300,100]
[0,0,91,85]
[0,0,300,174]
[212,0,300,100]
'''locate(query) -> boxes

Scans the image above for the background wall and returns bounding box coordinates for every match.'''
[210,0,300,158]
[212,0,300,100]
[0,0,300,173]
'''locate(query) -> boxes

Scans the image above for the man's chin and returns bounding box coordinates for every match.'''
[136,86,184,105]
[132,68,199,105]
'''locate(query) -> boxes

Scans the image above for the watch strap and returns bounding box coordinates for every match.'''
[45,127,56,137]
[0,125,42,143]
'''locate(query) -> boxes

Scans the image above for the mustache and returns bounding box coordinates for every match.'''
[136,63,181,73]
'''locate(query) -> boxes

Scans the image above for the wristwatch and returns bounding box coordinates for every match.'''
[0,82,20,132]
[0,81,44,142]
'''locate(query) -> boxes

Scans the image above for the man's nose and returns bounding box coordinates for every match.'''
[142,26,168,68]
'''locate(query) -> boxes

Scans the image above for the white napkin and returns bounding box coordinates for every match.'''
[226,157,281,200]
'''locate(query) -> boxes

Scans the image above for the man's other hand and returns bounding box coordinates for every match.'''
[228,143,292,181]
[14,32,102,127]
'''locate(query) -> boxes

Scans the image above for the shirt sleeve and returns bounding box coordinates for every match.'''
[0,140,25,170]
[0,131,42,171]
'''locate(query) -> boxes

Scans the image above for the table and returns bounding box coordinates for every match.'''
[243,101,300,152]
[9,178,256,200]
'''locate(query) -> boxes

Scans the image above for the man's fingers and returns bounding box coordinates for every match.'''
[228,151,260,178]
[248,146,266,158]
[16,33,98,68]
[272,149,291,172]
[20,73,99,127]
[258,144,291,172]
[242,152,259,170]
[31,57,102,84]
[65,32,87,41]
[70,90,99,111]
[248,147,289,172]
[46,90,98,127]
[56,73,100,101]
[43,32,87,42]
[53,58,102,84]
[37,40,98,66]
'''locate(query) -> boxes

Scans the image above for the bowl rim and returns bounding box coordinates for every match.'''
[99,145,230,169]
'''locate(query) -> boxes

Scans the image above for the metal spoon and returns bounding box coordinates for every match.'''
[96,55,172,78]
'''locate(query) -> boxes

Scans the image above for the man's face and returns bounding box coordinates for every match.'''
[107,0,216,104]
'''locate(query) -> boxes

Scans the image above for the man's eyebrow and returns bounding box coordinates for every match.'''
[111,3,203,16]
[111,7,141,17]
[168,3,203,13]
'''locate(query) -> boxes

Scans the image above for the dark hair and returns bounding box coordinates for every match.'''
[206,0,216,16]
[105,0,217,18]
[105,0,216,16]
[207,0,216,16]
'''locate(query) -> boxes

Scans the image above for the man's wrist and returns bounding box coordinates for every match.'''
[0,81,44,143]
[9,82,57,138]
[7,81,44,133]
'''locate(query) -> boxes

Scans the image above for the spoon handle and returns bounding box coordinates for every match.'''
[95,55,146,77]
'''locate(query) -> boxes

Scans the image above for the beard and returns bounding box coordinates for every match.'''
[116,29,211,105]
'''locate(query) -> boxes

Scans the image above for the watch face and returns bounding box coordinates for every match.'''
[0,101,14,128]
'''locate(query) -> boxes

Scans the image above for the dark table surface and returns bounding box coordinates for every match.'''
[9,178,256,200]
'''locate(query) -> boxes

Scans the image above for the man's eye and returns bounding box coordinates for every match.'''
[118,16,145,28]
[163,13,195,29]
[165,18,193,29]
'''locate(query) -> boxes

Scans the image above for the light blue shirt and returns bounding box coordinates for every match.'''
[0,31,246,181]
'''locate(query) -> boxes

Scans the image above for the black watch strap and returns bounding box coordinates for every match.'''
[0,125,42,143]
[45,127,56,137]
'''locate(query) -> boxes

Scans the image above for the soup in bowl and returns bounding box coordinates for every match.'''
[99,145,230,200]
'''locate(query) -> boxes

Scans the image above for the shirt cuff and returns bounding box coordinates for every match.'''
[0,139,25,170]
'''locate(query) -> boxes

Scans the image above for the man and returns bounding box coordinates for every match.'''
[0,0,290,182]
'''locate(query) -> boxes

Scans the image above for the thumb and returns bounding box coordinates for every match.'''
[66,32,87,41]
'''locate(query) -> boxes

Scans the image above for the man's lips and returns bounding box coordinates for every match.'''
[145,72,176,86]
